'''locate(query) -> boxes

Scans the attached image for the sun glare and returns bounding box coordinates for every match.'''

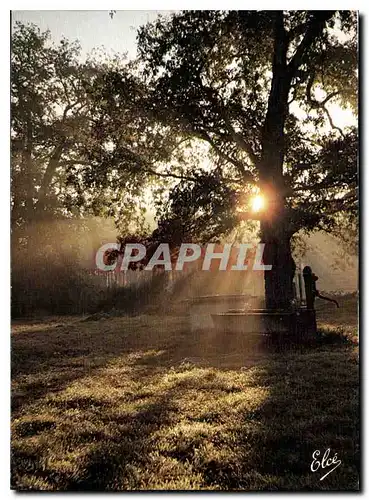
[251,195,265,213]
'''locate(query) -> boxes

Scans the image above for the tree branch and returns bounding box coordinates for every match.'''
[62,100,83,122]
[196,130,254,182]
[218,106,259,166]
[199,83,259,167]
[323,107,345,137]
[306,74,345,137]
[288,11,335,76]
[61,158,199,183]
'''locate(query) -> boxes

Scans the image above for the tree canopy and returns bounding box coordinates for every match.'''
[133,11,357,237]
[136,10,357,308]
[12,14,358,240]
[11,22,153,235]
[11,13,358,308]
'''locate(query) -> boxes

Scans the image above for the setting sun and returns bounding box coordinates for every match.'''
[251,195,265,213]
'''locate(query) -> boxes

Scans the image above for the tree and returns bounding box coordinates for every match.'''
[11,22,151,237]
[131,10,358,308]
[12,23,85,229]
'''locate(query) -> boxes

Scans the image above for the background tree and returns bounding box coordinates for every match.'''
[12,22,89,229]
[11,22,154,238]
[11,22,219,314]
[10,23,152,315]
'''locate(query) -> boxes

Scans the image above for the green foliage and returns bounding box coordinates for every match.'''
[12,22,88,226]
[155,172,241,243]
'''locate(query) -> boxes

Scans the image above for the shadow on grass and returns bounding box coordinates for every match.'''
[64,391,178,490]
[11,316,190,414]
[317,326,358,346]
[11,314,359,491]
[214,346,359,490]
[65,344,359,491]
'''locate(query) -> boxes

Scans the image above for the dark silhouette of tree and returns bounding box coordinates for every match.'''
[130,10,358,308]
[11,22,151,236]
[12,15,358,311]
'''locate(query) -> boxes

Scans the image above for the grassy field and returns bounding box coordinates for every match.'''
[11,294,359,491]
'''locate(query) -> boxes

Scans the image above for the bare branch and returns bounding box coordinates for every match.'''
[60,159,198,182]
[306,74,345,137]
[135,167,198,183]
[320,90,342,106]
[323,107,345,137]
[288,83,299,105]
[297,135,324,148]
[62,100,82,122]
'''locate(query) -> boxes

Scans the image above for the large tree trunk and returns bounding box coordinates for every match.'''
[261,219,296,310]
[35,140,66,218]
[256,12,334,309]
[257,12,295,310]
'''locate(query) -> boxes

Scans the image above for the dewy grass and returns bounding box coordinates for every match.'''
[11,295,359,491]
